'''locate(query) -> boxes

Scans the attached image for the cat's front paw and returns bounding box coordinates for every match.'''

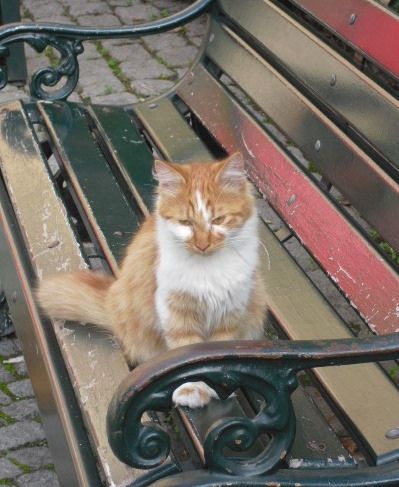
[172,381,218,408]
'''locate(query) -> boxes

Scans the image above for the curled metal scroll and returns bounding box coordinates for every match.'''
[107,333,399,477]
[0,0,213,101]
[107,360,298,477]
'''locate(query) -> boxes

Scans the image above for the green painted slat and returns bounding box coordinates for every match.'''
[39,102,139,270]
[88,105,155,214]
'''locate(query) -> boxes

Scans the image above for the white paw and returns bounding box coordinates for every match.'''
[172,381,218,408]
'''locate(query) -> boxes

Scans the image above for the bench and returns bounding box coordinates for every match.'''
[0,0,398,485]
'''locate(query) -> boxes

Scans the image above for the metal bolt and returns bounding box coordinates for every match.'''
[330,74,337,86]
[349,13,357,25]
[386,427,399,439]
[314,139,322,152]
[234,439,242,446]
[11,291,17,303]
[148,103,158,109]
[113,231,124,237]
[48,239,60,249]
[287,194,296,206]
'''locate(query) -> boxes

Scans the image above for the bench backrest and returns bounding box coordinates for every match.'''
[176,0,399,336]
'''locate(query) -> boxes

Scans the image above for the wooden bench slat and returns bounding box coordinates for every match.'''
[88,105,155,215]
[135,98,213,163]
[205,19,399,252]
[219,0,399,172]
[290,0,399,80]
[38,102,140,273]
[258,223,399,464]
[0,101,138,486]
[176,65,399,463]
[130,98,352,465]
[177,64,399,336]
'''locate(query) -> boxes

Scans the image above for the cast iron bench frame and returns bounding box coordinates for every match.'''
[0,0,398,486]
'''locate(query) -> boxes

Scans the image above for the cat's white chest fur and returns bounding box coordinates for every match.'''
[155,213,259,334]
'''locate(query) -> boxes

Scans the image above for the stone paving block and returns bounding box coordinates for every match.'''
[0,389,11,406]
[16,469,60,487]
[8,379,35,399]
[114,4,160,23]
[0,458,22,480]
[108,0,143,5]
[78,14,122,26]
[0,421,46,451]
[14,361,28,378]
[185,17,208,38]
[144,32,188,52]
[80,42,103,60]
[9,446,53,470]
[0,364,15,383]
[132,78,174,97]
[120,55,173,80]
[68,1,111,17]
[0,338,20,357]
[156,44,197,67]
[2,399,40,421]
[78,60,125,96]
[151,0,187,13]
[90,92,138,105]
[22,0,64,20]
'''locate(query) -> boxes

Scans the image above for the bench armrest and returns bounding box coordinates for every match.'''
[0,0,213,101]
[107,333,399,476]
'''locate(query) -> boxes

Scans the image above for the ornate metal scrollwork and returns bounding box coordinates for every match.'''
[0,0,213,101]
[107,359,299,477]
[107,333,399,479]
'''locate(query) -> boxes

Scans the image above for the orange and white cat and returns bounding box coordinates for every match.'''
[37,152,267,408]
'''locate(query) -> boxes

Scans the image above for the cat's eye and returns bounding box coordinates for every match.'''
[212,216,226,225]
[178,219,191,226]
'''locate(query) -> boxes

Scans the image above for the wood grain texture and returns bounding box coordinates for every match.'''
[0,100,139,486]
[177,64,399,336]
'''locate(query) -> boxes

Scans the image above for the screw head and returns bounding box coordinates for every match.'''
[11,291,17,303]
[330,74,337,86]
[349,13,357,25]
[148,103,158,109]
[314,139,322,152]
[386,427,399,439]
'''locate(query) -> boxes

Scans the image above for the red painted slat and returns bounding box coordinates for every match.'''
[292,0,399,79]
[177,66,399,334]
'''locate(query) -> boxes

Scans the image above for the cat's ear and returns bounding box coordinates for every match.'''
[154,160,185,193]
[216,152,246,189]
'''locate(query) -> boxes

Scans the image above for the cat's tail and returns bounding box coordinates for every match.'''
[36,270,115,328]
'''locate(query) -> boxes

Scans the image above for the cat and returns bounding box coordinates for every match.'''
[37,152,267,408]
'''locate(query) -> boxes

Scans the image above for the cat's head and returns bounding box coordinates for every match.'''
[154,153,256,255]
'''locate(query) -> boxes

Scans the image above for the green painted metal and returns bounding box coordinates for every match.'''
[0,0,213,100]
[0,0,27,83]
[39,102,139,265]
[0,290,13,337]
[88,105,155,213]
[150,462,399,486]
[107,334,399,477]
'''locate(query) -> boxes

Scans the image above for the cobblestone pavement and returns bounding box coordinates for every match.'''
[0,1,206,485]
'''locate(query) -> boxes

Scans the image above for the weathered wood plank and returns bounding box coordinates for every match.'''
[0,100,139,486]
[205,18,399,251]
[176,66,399,462]
[291,0,399,79]
[135,98,213,163]
[39,102,140,273]
[177,63,399,335]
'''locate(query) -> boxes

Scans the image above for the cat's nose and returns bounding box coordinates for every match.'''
[195,242,210,252]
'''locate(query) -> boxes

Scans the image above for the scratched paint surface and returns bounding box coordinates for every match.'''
[0,101,138,486]
[177,66,399,335]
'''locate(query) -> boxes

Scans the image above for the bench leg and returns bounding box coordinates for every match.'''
[0,290,14,337]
